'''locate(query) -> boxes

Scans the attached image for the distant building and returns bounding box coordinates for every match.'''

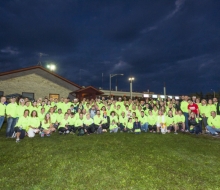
[100,89,154,98]
[0,65,82,100]
[0,66,105,101]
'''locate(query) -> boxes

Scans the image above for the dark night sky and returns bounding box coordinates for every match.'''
[0,0,220,95]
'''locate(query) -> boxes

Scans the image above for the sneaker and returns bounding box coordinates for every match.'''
[185,130,189,132]
[46,134,50,137]
[174,132,178,135]
[11,132,16,138]
[16,139,20,143]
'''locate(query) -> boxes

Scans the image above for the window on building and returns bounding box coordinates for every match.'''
[22,92,34,100]
[49,94,60,100]
[0,91,4,97]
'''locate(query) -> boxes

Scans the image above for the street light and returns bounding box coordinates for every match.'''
[109,74,124,96]
[128,77,135,99]
[47,64,56,71]
[211,89,215,98]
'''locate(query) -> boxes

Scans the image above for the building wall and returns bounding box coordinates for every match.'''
[101,90,145,97]
[0,73,76,99]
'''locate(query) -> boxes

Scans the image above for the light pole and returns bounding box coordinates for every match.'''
[47,64,56,71]
[128,77,135,99]
[211,89,216,98]
[109,74,124,96]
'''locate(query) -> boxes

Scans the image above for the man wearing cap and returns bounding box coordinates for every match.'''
[0,96,6,130]
[6,97,18,138]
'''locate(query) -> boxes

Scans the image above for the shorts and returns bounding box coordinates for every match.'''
[28,128,39,137]
[14,127,26,139]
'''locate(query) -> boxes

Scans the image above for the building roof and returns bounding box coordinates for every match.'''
[0,65,82,89]
[71,86,104,94]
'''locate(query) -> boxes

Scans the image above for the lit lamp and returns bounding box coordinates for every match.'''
[47,64,56,71]
[128,77,135,99]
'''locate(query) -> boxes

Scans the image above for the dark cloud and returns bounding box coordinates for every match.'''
[0,0,220,95]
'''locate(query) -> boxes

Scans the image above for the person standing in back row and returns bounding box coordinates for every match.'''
[0,96,6,130]
[6,97,17,138]
[181,96,189,132]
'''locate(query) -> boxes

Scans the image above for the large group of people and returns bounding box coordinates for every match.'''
[0,95,220,143]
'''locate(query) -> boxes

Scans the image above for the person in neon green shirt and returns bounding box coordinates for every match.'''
[156,110,167,134]
[139,111,148,132]
[119,111,127,132]
[93,110,103,132]
[101,111,110,132]
[16,98,26,118]
[188,112,201,135]
[0,96,6,130]
[28,110,40,137]
[6,97,18,138]
[14,109,30,142]
[206,111,220,136]
[49,107,58,128]
[147,110,157,133]
[199,99,209,127]
[126,117,133,132]
[41,113,56,136]
[38,107,46,122]
[180,96,189,131]
[24,101,33,113]
[166,110,178,134]
[174,110,186,132]
[109,111,119,125]
[207,99,216,113]
[68,112,76,133]
[56,109,64,125]
[152,105,158,116]
[58,113,70,134]
[83,113,94,135]
[109,120,118,133]
[75,113,85,135]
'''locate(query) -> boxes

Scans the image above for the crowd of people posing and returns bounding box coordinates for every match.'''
[0,95,220,143]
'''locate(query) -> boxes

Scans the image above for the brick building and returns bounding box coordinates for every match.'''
[0,65,82,100]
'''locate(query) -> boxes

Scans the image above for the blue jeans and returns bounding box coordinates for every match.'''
[183,112,189,130]
[141,123,148,132]
[119,123,125,131]
[206,126,220,135]
[190,125,200,134]
[0,116,5,129]
[6,117,17,137]
[110,127,118,133]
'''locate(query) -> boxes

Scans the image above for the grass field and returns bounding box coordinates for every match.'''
[0,123,220,190]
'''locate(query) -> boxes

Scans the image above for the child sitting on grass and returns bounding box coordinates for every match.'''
[109,120,118,133]
[133,117,141,134]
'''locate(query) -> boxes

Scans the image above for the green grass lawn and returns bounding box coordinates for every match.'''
[0,123,220,190]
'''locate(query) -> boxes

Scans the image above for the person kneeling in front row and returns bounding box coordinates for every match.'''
[28,110,40,138]
[206,111,220,136]
[133,117,141,134]
[58,113,70,134]
[41,113,56,137]
[109,120,118,133]
[14,109,30,143]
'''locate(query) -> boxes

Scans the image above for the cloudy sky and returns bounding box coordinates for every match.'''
[0,0,220,95]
